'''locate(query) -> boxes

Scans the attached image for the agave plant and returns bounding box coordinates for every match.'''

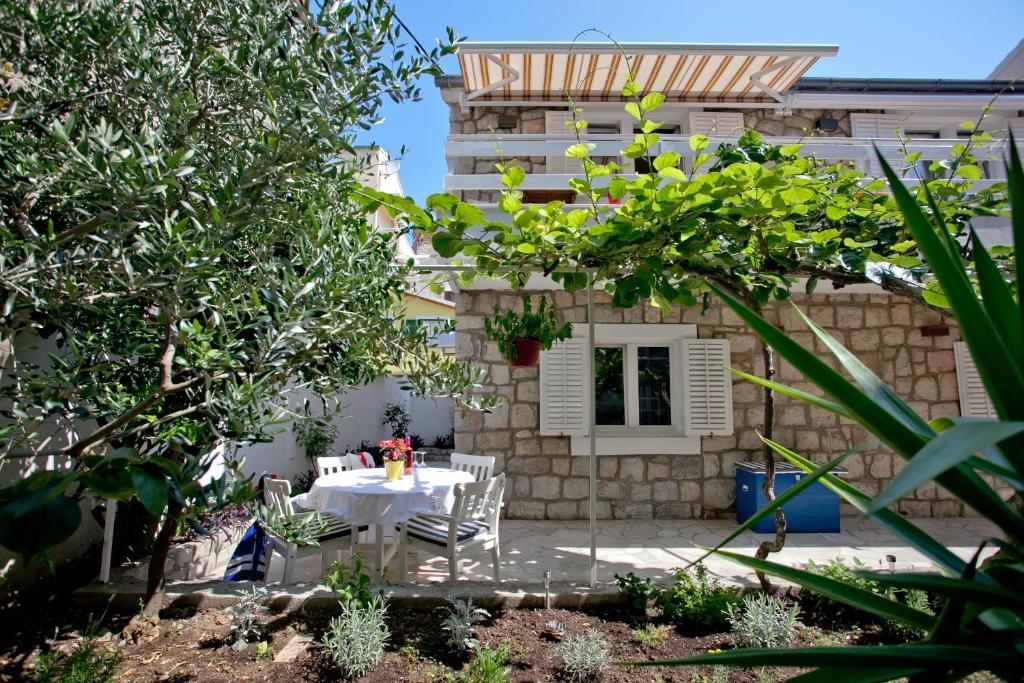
[635,141,1024,679]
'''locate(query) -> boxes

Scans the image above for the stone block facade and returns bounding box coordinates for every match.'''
[455,289,975,520]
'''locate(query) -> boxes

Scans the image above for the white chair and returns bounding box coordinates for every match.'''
[345,451,376,470]
[261,478,359,583]
[450,452,495,482]
[398,473,505,584]
[316,455,351,477]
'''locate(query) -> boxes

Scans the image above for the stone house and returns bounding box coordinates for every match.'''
[434,42,1023,520]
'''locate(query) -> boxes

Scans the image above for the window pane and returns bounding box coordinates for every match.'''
[594,347,625,426]
[638,346,672,425]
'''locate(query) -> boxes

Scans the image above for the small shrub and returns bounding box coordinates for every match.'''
[382,403,411,439]
[631,623,669,648]
[614,571,655,613]
[725,593,801,648]
[555,628,611,681]
[442,598,490,652]
[33,621,120,683]
[460,645,510,683]
[322,596,390,679]
[408,433,426,450]
[290,469,318,496]
[432,430,455,449]
[689,667,729,683]
[324,553,378,609]
[655,563,740,633]
[802,557,935,638]
[225,585,270,651]
[294,419,339,461]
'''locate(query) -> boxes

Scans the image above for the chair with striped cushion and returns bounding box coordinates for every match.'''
[398,473,505,584]
[316,455,351,477]
[449,452,495,482]
[261,478,360,583]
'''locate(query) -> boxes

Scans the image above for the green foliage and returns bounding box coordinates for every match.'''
[654,563,740,633]
[644,142,1024,679]
[802,558,934,639]
[555,628,612,681]
[294,420,339,462]
[441,598,490,653]
[324,554,379,610]
[0,0,493,571]
[460,645,511,683]
[255,505,327,548]
[382,403,412,439]
[482,295,572,360]
[225,585,270,651]
[322,595,390,679]
[32,620,120,683]
[614,571,656,612]
[631,623,669,648]
[725,593,801,649]
[290,469,318,497]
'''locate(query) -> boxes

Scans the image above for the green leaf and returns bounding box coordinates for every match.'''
[730,369,850,418]
[779,143,803,157]
[825,205,848,221]
[624,102,642,120]
[640,92,665,112]
[607,177,628,200]
[565,143,591,160]
[869,421,1024,512]
[658,167,686,181]
[514,242,537,254]
[498,193,522,214]
[652,152,680,172]
[431,233,463,258]
[971,228,1023,370]
[500,166,525,189]
[621,80,640,97]
[956,164,982,180]
[131,467,168,516]
[688,134,709,152]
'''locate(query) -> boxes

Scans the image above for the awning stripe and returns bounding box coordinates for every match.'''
[456,43,835,102]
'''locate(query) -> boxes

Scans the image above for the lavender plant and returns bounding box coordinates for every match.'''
[226,585,270,651]
[322,596,390,678]
[441,598,489,652]
[555,629,611,681]
[725,593,801,649]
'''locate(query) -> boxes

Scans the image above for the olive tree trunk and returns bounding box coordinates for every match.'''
[753,338,785,593]
[143,497,183,617]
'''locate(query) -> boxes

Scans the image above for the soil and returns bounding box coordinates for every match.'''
[0,597,881,683]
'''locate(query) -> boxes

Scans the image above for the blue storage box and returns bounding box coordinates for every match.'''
[735,461,846,533]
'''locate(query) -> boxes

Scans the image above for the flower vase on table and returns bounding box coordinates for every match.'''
[380,438,412,480]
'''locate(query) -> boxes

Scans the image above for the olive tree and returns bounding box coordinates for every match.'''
[0,0,494,614]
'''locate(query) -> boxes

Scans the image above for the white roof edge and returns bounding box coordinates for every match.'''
[989,38,1024,79]
[456,41,839,57]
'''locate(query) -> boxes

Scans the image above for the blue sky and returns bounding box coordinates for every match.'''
[357,0,1024,204]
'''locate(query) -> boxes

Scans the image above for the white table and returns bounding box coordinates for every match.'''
[294,466,475,578]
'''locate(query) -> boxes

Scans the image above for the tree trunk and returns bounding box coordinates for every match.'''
[754,339,786,593]
[143,497,183,617]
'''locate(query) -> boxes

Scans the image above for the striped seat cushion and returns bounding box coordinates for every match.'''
[314,516,367,543]
[405,514,489,546]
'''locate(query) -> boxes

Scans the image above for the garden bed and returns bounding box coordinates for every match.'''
[3,597,891,683]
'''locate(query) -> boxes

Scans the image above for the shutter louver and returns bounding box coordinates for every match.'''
[682,339,733,435]
[851,114,905,176]
[954,341,996,418]
[545,111,581,175]
[539,337,590,436]
[688,112,745,137]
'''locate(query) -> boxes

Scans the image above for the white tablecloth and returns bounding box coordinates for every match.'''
[294,467,475,526]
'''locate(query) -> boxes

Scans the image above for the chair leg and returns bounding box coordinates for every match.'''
[491,542,501,584]
[283,543,297,584]
[398,525,408,583]
[448,546,459,584]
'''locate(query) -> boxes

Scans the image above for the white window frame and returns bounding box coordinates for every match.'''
[570,323,700,456]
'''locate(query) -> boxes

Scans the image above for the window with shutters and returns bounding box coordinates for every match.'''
[539,323,731,455]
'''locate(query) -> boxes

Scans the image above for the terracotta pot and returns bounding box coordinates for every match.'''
[384,461,403,480]
[508,337,541,367]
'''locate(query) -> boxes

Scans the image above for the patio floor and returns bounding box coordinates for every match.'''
[267,516,995,589]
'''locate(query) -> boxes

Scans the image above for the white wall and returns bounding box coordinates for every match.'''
[233,376,454,480]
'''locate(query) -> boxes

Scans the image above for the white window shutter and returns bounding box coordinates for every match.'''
[688,112,745,137]
[851,114,905,175]
[545,110,581,175]
[682,339,733,435]
[539,337,590,436]
[954,341,996,418]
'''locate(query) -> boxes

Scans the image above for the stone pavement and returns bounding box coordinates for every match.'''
[268,517,994,589]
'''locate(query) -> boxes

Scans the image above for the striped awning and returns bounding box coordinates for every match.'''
[456,42,838,103]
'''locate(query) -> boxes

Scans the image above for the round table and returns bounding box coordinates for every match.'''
[294,467,475,577]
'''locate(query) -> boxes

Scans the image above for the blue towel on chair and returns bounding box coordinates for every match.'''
[224,520,267,582]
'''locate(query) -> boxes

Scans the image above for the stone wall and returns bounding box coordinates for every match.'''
[743,108,880,138]
[455,289,975,520]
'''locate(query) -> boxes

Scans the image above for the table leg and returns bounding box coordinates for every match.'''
[374,523,385,580]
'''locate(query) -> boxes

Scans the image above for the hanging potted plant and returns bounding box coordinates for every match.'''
[483,294,572,368]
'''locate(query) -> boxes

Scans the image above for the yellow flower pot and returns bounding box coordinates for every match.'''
[384,461,403,480]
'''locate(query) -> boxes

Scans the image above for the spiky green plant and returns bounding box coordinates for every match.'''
[633,140,1024,679]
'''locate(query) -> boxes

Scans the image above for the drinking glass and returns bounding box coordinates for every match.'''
[414,450,426,469]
